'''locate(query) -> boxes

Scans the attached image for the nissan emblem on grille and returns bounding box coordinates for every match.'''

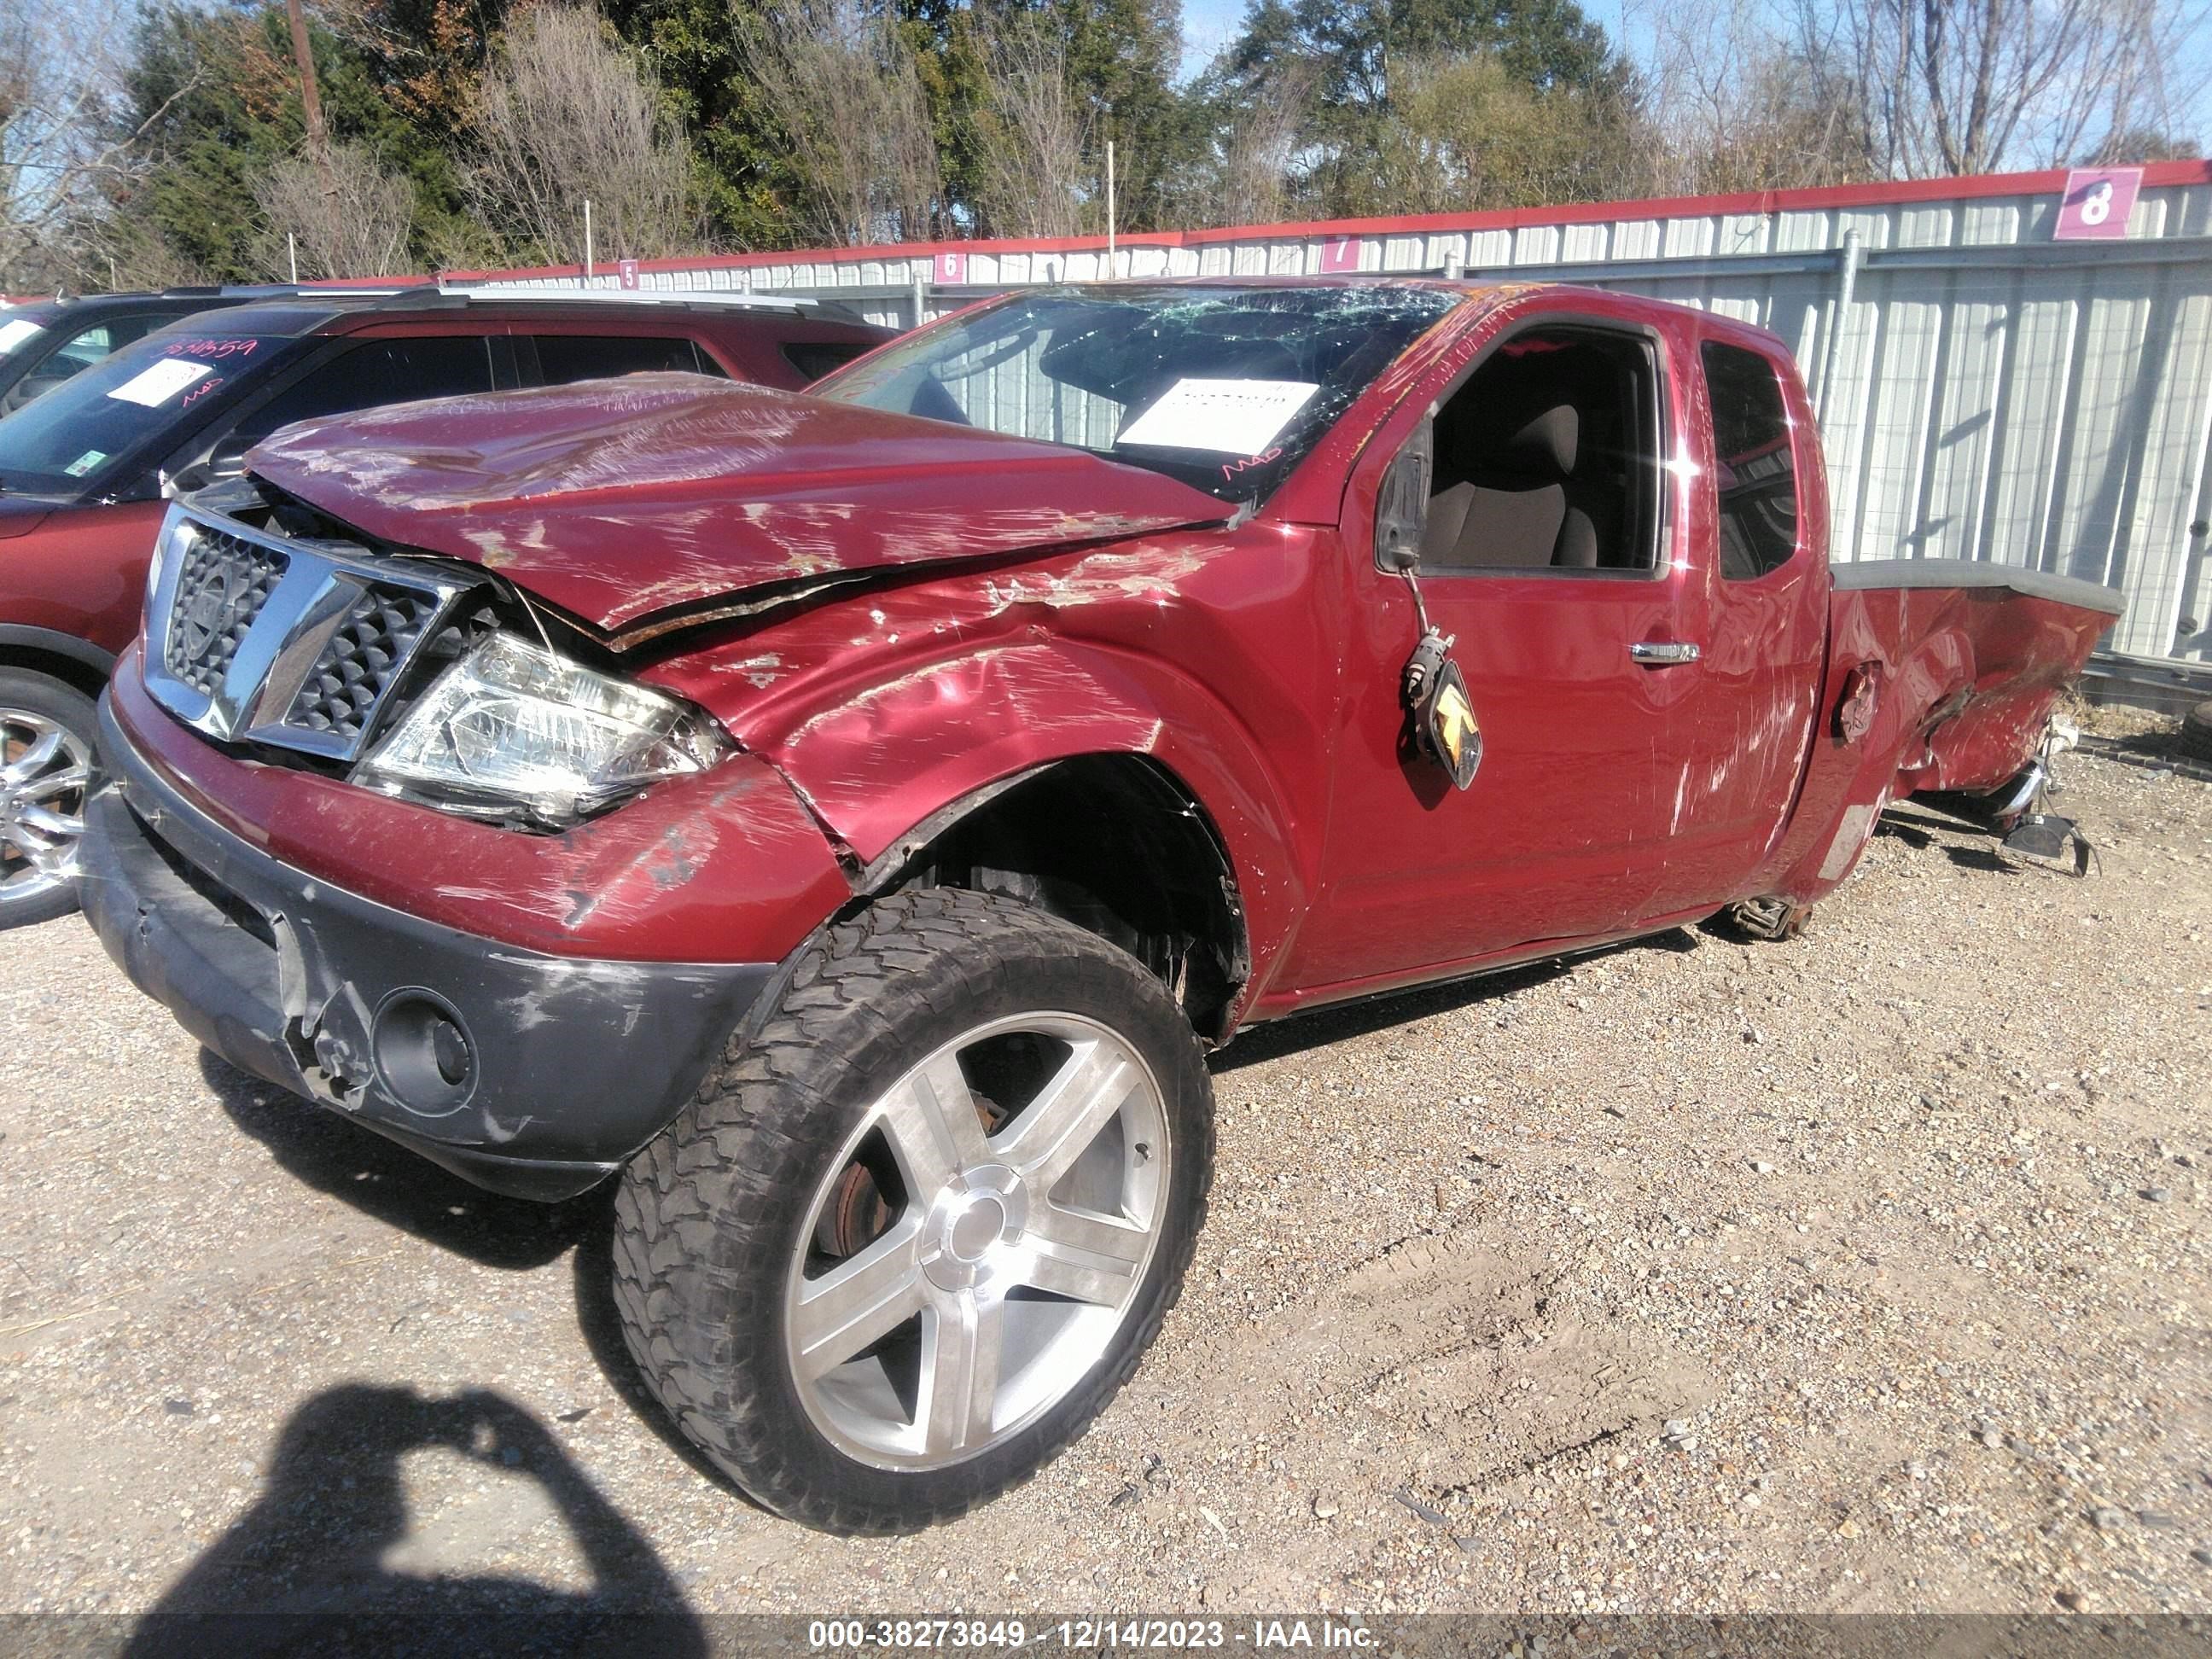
[145,507,469,764]
[164,531,286,697]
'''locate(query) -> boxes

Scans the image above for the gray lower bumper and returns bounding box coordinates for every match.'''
[80,696,773,1201]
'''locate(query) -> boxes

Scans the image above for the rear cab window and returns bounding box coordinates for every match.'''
[1702,340,1802,580]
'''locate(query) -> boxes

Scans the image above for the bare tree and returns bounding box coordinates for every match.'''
[968,12,1092,239]
[740,0,941,246]
[253,140,415,279]
[470,5,696,265]
[96,215,212,292]
[1802,0,2208,176]
[1205,56,1320,227]
[0,0,191,290]
[1638,0,1872,192]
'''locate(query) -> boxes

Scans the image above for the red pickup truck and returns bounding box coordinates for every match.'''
[79,280,2120,1534]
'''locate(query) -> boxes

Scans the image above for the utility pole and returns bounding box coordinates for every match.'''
[284,0,329,162]
[283,0,336,236]
[1106,140,1116,276]
[584,199,595,282]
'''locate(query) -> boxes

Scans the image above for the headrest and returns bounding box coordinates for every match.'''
[1503,404,1578,475]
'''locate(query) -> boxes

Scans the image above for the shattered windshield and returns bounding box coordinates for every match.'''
[812,284,1462,505]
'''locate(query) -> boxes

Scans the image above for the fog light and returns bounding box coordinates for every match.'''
[372,992,476,1117]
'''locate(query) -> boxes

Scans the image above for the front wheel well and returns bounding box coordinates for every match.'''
[0,645,108,704]
[860,755,1250,1042]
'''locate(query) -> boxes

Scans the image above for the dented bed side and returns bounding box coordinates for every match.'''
[1754,567,2119,906]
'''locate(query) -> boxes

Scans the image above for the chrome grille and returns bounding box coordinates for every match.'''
[286,586,444,742]
[143,506,470,765]
[162,529,287,697]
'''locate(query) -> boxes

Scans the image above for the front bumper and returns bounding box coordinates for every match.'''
[82,696,774,1201]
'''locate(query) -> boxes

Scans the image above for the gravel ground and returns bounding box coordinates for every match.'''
[1,725,2207,1626]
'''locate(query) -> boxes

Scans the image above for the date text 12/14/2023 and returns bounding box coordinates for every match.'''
[806,1619,1378,1649]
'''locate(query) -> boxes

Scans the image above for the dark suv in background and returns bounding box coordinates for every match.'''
[0,288,324,416]
[0,287,894,926]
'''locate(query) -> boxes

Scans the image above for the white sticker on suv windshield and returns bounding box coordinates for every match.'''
[106,358,212,408]
[0,318,42,356]
[1116,378,1320,456]
[64,449,106,478]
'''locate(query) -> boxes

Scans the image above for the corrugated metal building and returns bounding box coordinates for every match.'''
[462,162,2212,669]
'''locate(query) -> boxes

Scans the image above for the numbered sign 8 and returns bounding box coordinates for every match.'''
[2054,167,2142,240]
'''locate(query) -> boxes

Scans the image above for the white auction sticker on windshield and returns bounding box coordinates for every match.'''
[64,449,107,478]
[106,358,212,408]
[1117,378,1320,456]
[0,318,42,356]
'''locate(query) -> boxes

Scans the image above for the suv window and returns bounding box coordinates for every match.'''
[1420,327,1663,573]
[1703,341,1801,580]
[228,335,498,452]
[48,313,184,375]
[782,341,868,382]
[533,335,701,382]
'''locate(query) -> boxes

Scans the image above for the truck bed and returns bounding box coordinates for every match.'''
[1756,558,2122,908]
[1832,557,2127,618]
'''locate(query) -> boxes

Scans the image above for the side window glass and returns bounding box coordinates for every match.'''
[1419,327,1662,573]
[56,314,173,371]
[533,335,700,383]
[225,335,496,452]
[52,325,116,371]
[782,341,866,382]
[1702,341,1801,580]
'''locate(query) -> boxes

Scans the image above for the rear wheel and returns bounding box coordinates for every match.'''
[0,671,96,930]
[612,888,1214,1534]
[2183,699,2212,763]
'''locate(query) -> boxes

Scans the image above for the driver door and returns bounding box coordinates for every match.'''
[1278,297,1703,998]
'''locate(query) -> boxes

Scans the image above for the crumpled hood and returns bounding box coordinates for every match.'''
[245,374,1230,643]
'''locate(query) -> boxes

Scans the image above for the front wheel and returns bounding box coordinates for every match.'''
[0,670,97,930]
[612,888,1214,1534]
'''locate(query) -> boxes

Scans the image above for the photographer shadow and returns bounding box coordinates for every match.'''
[199,1050,600,1271]
[124,1384,705,1658]
[194,1049,755,1507]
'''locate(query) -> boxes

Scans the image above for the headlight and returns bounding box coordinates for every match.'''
[356,633,731,827]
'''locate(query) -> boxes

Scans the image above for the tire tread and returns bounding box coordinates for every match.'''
[610,888,1213,1534]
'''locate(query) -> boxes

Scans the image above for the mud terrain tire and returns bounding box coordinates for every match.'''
[611,888,1214,1534]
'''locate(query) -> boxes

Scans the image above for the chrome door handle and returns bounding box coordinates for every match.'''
[1630,640,1701,665]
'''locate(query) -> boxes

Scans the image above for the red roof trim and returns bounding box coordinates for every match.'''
[422,160,2211,286]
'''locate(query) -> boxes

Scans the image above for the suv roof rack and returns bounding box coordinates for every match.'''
[427,282,832,316]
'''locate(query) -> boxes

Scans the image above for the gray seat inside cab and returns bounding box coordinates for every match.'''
[1420,335,1632,571]
[1420,405,1595,569]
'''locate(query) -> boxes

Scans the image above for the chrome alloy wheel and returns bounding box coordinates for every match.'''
[0,708,91,910]
[784,1012,1173,1470]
